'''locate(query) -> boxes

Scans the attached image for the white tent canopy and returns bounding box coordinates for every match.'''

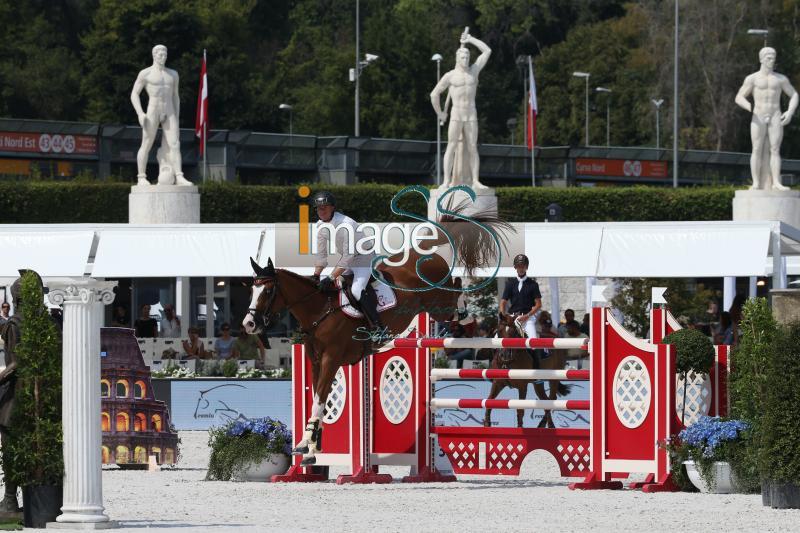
[0,221,797,284]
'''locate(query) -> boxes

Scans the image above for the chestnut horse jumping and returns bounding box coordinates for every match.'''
[243,207,510,465]
[482,312,572,428]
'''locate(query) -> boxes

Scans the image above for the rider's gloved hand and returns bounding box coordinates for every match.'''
[319,276,334,292]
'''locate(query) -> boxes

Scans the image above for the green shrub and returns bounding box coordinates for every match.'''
[729,298,778,490]
[761,322,800,484]
[206,417,291,481]
[3,272,63,486]
[0,182,737,224]
[221,359,238,378]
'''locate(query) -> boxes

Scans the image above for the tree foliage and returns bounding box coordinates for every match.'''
[2,1,800,152]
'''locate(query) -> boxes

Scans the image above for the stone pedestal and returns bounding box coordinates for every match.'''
[732,189,800,229]
[128,185,200,224]
[47,281,117,529]
[427,186,498,221]
[769,289,800,325]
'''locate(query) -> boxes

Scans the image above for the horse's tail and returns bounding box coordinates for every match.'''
[556,382,573,397]
[433,202,513,276]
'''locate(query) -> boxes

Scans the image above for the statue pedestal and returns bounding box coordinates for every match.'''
[128,185,200,224]
[427,186,498,222]
[732,189,800,229]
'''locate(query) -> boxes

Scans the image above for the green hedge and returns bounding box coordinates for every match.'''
[0,182,736,224]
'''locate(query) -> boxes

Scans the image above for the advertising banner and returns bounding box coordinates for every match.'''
[0,131,98,155]
[169,380,292,430]
[576,158,667,179]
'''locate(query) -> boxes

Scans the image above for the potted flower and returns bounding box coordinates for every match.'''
[1,272,64,527]
[206,417,292,481]
[675,416,750,493]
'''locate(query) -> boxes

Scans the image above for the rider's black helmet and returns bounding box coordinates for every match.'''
[312,191,336,208]
[513,254,529,267]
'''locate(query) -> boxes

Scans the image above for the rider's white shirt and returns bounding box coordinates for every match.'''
[314,211,372,271]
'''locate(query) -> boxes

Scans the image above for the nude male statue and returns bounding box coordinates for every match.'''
[735,47,799,190]
[131,45,192,186]
[430,28,491,190]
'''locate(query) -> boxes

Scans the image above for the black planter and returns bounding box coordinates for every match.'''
[771,482,800,509]
[762,480,772,507]
[22,484,63,528]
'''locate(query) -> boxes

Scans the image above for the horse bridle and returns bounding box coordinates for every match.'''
[249,276,343,332]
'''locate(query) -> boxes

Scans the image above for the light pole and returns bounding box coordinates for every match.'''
[595,87,612,147]
[673,0,679,188]
[747,28,768,47]
[651,98,664,148]
[431,53,443,185]
[506,118,517,145]
[279,103,293,162]
[351,52,379,137]
[573,71,590,146]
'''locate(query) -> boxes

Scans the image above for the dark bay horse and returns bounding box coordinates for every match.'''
[483,312,572,429]
[243,208,510,465]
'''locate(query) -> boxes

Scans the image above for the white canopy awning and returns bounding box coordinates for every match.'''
[0,227,95,278]
[91,225,268,277]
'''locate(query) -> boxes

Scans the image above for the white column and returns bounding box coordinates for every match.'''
[48,280,116,527]
[584,277,595,312]
[748,276,758,299]
[548,278,560,324]
[723,277,736,312]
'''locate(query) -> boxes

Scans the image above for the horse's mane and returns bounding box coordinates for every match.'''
[277,268,319,287]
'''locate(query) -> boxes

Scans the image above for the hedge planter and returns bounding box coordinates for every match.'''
[762,480,772,507]
[769,482,800,509]
[233,454,290,482]
[684,461,740,494]
[22,484,63,528]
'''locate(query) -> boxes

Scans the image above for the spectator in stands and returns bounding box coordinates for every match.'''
[214,323,236,359]
[580,313,590,336]
[563,320,589,368]
[160,304,181,338]
[111,305,129,328]
[134,304,157,338]
[182,326,209,359]
[535,311,558,338]
[233,333,266,362]
[714,311,734,345]
[445,323,474,369]
[0,302,10,326]
[557,308,575,337]
[474,320,494,362]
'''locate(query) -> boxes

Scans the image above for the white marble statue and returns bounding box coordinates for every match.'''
[131,44,192,186]
[430,28,491,190]
[735,47,799,190]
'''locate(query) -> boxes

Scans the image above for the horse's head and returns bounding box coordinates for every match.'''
[242,257,286,334]
[497,312,523,339]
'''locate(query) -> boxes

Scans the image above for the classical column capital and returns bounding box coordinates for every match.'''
[47,279,117,307]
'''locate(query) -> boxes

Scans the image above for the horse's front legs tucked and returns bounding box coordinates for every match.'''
[294,357,339,466]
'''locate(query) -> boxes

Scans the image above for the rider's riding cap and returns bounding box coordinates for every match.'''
[312,191,336,208]
[513,254,529,267]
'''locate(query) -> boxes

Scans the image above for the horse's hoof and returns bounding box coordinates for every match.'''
[292,445,309,455]
[300,455,317,466]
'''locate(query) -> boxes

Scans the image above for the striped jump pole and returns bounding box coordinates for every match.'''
[430,368,589,382]
[431,398,590,411]
[386,337,588,350]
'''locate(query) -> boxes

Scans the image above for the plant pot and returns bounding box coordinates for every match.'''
[233,454,290,482]
[683,461,739,494]
[22,484,63,528]
[770,482,800,509]
[762,480,772,507]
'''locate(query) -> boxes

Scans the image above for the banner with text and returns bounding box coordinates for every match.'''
[576,158,667,179]
[0,131,98,155]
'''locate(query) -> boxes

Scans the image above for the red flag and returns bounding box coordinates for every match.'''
[195,50,208,156]
[527,56,538,151]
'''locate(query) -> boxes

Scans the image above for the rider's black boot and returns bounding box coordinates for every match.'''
[360,285,384,333]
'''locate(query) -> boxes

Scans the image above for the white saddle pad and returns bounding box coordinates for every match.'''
[338,280,397,318]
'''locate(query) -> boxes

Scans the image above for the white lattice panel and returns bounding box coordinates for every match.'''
[612,356,651,429]
[488,442,524,471]
[676,371,711,425]
[380,356,413,424]
[322,368,347,424]
[556,442,591,473]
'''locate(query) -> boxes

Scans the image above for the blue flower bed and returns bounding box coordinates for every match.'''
[225,417,293,456]
[679,416,750,459]
[207,417,293,480]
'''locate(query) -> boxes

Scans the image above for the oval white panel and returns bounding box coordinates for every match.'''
[612,356,651,429]
[380,356,413,424]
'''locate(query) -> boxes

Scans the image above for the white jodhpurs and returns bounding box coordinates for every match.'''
[349,267,371,301]
[515,315,538,338]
